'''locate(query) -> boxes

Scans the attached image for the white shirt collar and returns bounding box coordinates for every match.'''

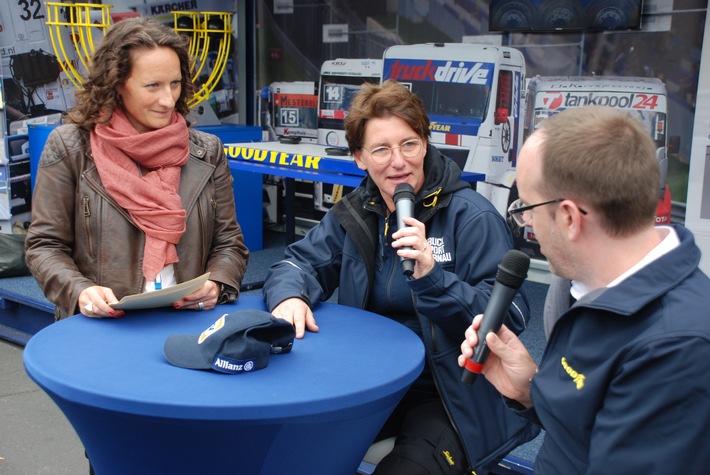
[570,226,679,300]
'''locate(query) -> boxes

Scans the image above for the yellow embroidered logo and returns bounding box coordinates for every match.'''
[198,314,226,344]
[442,450,455,466]
[561,356,586,390]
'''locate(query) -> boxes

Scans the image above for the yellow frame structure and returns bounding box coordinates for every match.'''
[172,11,234,108]
[45,2,112,89]
[44,3,233,109]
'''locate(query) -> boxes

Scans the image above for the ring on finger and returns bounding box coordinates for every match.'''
[421,242,428,252]
[198,301,205,311]
[83,302,94,315]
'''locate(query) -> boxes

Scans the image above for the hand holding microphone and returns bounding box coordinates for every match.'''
[394,183,416,277]
[461,249,530,385]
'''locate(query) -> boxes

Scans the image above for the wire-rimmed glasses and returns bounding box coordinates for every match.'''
[364,139,423,165]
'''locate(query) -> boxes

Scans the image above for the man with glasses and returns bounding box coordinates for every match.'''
[264,80,539,474]
[459,105,710,474]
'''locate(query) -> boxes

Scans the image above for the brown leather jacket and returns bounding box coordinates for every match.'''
[25,124,250,320]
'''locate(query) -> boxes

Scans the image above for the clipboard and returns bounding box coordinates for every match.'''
[110,273,211,310]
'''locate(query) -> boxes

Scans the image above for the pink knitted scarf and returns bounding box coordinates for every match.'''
[90,109,190,282]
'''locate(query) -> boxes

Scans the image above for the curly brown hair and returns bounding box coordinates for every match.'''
[67,17,196,130]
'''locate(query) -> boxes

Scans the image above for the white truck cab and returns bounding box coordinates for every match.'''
[263,81,318,143]
[520,75,672,261]
[382,43,526,215]
[317,59,382,148]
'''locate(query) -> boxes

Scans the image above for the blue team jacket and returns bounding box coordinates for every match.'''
[525,224,710,475]
[264,145,540,473]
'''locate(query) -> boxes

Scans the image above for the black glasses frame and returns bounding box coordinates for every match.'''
[508,198,588,227]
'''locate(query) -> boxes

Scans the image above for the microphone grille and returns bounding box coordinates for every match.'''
[496,249,530,289]
[394,183,415,202]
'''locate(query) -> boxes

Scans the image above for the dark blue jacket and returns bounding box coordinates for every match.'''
[264,146,540,472]
[524,225,710,474]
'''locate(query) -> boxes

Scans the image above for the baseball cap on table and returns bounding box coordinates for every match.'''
[164,310,295,374]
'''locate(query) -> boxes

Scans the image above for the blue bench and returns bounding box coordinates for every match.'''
[0,275,54,345]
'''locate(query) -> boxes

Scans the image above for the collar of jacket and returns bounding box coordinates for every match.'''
[570,224,700,318]
[330,145,470,289]
[357,143,469,221]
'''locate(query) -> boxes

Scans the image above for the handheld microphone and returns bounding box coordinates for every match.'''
[393,183,416,277]
[462,249,530,385]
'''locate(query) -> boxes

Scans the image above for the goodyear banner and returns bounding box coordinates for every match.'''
[225,146,323,169]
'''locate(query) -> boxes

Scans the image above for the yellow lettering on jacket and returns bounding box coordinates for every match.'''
[561,356,585,390]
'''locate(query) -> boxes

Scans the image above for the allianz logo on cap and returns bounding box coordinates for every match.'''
[212,354,256,374]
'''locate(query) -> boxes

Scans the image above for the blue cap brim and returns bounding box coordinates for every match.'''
[164,333,213,369]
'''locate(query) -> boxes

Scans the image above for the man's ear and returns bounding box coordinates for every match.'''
[353,150,367,171]
[560,200,584,241]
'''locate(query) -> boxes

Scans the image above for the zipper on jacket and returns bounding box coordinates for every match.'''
[83,173,135,224]
[423,188,442,208]
[384,210,391,242]
[82,196,95,259]
[198,200,207,261]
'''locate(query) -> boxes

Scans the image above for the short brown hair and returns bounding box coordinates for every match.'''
[67,17,196,129]
[344,80,430,154]
[537,105,659,237]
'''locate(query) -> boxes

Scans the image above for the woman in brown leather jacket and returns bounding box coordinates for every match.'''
[25,17,249,320]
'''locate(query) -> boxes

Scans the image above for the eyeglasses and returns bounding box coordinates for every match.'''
[364,139,422,165]
[507,198,587,227]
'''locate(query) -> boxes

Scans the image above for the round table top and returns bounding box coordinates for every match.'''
[24,295,425,421]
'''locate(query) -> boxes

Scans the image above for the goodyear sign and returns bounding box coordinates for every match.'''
[225,146,323,169]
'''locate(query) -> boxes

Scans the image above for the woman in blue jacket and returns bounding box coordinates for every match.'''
[263,80,538,474]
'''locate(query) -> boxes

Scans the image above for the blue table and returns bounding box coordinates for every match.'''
[23,295,425,475]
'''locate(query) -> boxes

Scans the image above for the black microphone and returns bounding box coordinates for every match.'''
[462,249,530,385]
[393,183,416,277]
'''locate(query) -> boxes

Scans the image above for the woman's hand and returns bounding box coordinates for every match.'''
[174,279,220,311]
[391,216,435,278]
[79,286,124,318]
[271,297,318,339]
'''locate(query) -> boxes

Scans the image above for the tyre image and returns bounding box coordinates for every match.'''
[537,0,585,30]
[587,0,639,30]
[490,0,535,30]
